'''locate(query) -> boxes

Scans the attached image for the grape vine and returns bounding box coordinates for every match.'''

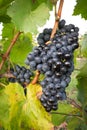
[1,0,87,129]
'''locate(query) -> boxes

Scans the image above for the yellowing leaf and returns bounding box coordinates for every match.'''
[5,83,26,105]
[21,83,54,130]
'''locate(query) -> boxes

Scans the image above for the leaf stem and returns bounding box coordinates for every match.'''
[0,31,22,71]
[51,111,82,117]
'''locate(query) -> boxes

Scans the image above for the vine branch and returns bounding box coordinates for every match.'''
[0,73,15,78]
[50,0,64,39]
[67,97,82,111]
[32,0,64,85]
[0,31,22,71]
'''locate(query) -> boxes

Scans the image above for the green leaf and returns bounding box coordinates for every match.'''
[80,34,87,58]
[0,0,14,23]
[21,83,53,130]
[7,0,51,33]
[67,117,85,130]
[0,15,11,23]
[2,23,15,40]
[10,33,33,65]
[66,71,78,100]
[73,0,87,19]
[0,6,11,23]
[77,63,87,123]
[52,101,79,126]
[77,62,87,79]
[2,23,33,65]
[0,0,14,8]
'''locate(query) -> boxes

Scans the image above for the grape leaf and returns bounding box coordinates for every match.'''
[76,63,87,123]
[7,0,51,33]
[2,23,15,40]
[4,83,26,130]
[10,33,33,65]
[67,117,86,130]
[0,83,25,129]
[0,6,11,23]
[0,15,11,23]
[0,83,54,130]
[20,83,54,130]
[0,89,10,128]
[0,0,13,23]
[5,83,26,104]
[2,23,33,65]
[73,0,87,19]
[0,0,14,8]
[52,101,79,126]
[80,34,87,58]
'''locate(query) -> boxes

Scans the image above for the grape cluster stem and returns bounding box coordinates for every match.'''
[32,0,64,85]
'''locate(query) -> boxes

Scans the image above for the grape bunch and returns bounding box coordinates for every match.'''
[37,28,52,46]
[25,19,79,112]
[9,65,33,87]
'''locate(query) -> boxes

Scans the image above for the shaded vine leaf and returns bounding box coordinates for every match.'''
[67,117,87,130]
[73,0,87,19]
[0,0,14,8]
[52,101,79,126]
[7,0,51,33]
[0,15,11,23]
[0,0,14,23]
[76,63,87,124]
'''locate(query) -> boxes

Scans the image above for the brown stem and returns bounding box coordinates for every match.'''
[67,97,82,111]
[0,31,22,71]
[32,70,40,84]
[50,0,64,39]
[0,73,15,78]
